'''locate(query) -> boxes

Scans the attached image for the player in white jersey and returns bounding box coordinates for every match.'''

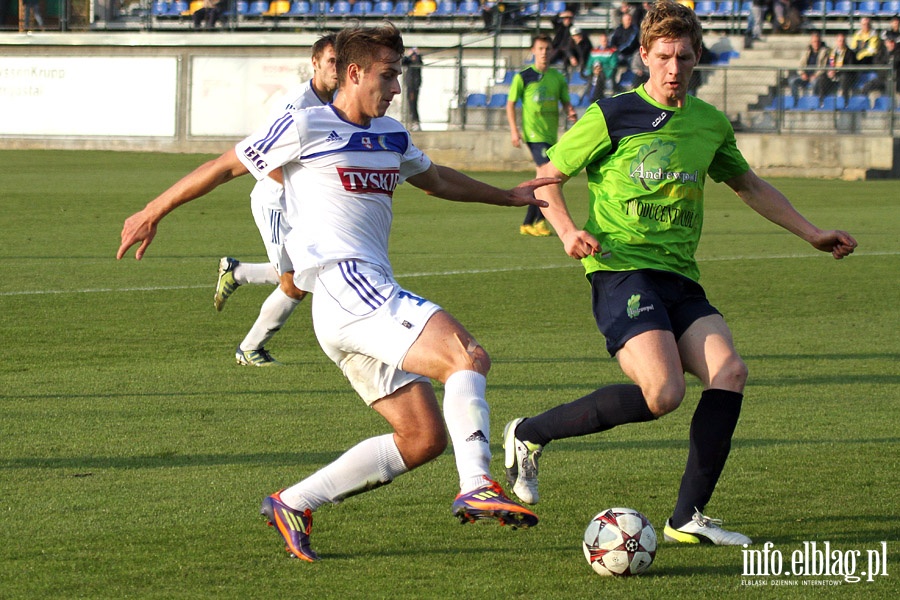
[118,24,558,562]
[215,34,339,367]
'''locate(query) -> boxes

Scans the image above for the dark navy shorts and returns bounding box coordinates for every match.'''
[590,269,721,356]
[526,142,552,166]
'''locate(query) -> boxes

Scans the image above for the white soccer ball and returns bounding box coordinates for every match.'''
[582,507,657,576]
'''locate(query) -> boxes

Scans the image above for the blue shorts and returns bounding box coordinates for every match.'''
[590,269,721,356]
[526,142,552,166]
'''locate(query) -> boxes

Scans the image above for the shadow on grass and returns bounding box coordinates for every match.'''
[3,437,895,472]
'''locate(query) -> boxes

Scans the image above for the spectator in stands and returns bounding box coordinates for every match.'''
[23,0,44,30]
[506,34,577,237]
[788,30,829,98]
[628,47,649,88]
[747,0,767,41]
[586,62,608,104]
[860,37,898,98]
[815,32,856,107]
[482,1,523,30]
[569,27,594,75]
[883,16,900,45]
[613,1,648,27]
[850,17,883,65]
[610,11,640,90]
[549,10,576,65]
[773,0,802,34]
[192,0,223,29]
[402,48,424,131]
[585,32,618,98]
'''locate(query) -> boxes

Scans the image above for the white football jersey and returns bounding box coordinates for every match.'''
[236,104,432,291]
[250,79,331,212]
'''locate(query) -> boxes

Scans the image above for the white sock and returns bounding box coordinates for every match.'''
[239,288,301,352]
[279,434,408,512]
[443,370,492,493]
[233,262,279,286]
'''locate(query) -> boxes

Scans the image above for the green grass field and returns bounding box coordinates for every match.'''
[1,150,897,599]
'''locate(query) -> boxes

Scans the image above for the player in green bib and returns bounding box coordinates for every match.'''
[503,0,857,546]
[506,34,577,237]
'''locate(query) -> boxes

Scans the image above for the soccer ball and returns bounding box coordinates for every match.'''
[582,507,657,576]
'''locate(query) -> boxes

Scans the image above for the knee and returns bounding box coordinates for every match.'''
[714,355,749,392]
[446,337,491,377]
[643,379,686,417]
[468,344,491,375]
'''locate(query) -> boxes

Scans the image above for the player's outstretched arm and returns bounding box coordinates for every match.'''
[406,164,554,209]
[726,170,857,260]
[535,161,601,260]
[117,149,249,260]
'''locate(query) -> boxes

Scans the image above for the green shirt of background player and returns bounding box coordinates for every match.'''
[506,34,577,237]
[502,0,857,547]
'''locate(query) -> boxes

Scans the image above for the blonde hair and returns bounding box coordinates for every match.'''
[640,0,703,56]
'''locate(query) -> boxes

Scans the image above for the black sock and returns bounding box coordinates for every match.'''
[515,384,655,447]
[523,204,541,225]
[671,389,744,528]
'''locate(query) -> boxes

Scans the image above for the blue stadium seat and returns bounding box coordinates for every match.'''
[792,95,820,110]
[766,95,796,110]
[831,0,852,14]
[872,96,892,111]
[353,0,372,14]
[854,71,878,90]
[393,0,411,13]
[497,70,516,85]
[803,0,832,14]
[288,0,309,14]
[857,0,880,14]
[818,96,844,110]
[713,50,740,64]
[487,93,507,108]
[618,70,635,89]
[370,0,393,14]
[693,0,716,15]
[879,0,900,15]
[151,0,168,16]
[330,0,351,14]
[458,0,480,14]
[246,0,269,15]
[521,2,540,15]
[543,0,566,13]
[739,1,750,15]
[466,93,487,107]
[844,96,870,111]
[167,0,188,14]
[715,1,738,15]
[569,70,587,85]
[432,0,456,15]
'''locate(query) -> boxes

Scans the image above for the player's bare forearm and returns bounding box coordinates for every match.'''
[534,162,600,259]
[727,170,857,259]
[506,103,520,146]
[408,164,553,208]
[117,150,248,260]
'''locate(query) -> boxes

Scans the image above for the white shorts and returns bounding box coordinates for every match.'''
[312,260,442,404]
[250,177,292,275]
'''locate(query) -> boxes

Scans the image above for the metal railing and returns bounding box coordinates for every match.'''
[418,63,898,135]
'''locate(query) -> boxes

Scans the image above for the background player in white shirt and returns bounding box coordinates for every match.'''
[214,34,339,367]
[117,23,558,562]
